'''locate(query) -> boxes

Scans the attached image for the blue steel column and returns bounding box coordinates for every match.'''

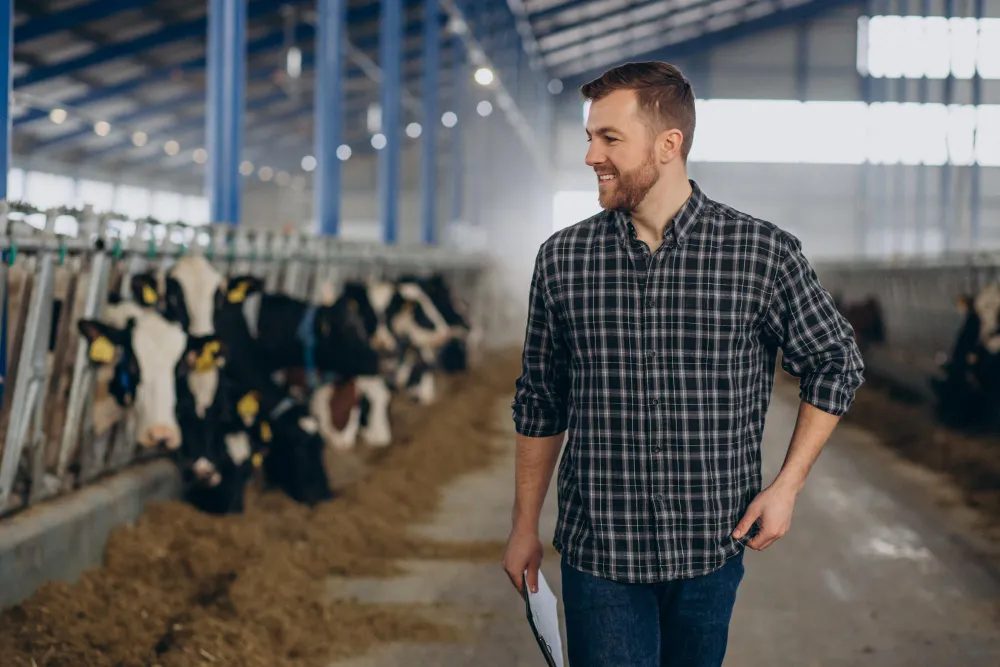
[450,32,465,223]
[420,0,440,244]
[0,0,10,199]
[206,0,246,225]
[378,0,402,244]
[0,0,10,408]
[315,0,345,236]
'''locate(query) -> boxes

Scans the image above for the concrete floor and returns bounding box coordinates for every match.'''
[328,385,1000,667]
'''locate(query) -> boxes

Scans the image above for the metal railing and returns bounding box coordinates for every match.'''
[0,200,489,519]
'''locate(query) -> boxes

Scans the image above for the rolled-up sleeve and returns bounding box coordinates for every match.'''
[765,235,865,416]
[511,245,570,437]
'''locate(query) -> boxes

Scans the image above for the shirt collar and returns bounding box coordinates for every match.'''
[611,179,707,249]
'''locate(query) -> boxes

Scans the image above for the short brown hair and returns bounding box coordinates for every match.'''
[580,61,696,160]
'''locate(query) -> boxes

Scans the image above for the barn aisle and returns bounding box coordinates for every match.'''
[326,395,566,667]
[328,381,1000,667]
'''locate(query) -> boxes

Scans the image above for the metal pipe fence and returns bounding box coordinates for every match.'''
[0,201,489,520]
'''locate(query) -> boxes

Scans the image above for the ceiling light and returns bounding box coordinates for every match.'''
[276,171,291,187]
[371,133,386,150]
[336,144,351,161]
[286,46,302,79]
[94,121,111,136]
[49,108,67,124]
[406,122,422,138]
[441,111,457,128]
[164,140,180,156]
[474,67,494,86]
[477,100,493,117]
[301,155,317,171]
[192,148,208,164]
[259,166,273,181]
[240,160,254,175]
[547,78,564,95]
[131,131,148,147]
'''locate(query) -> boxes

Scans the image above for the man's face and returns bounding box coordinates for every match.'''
[584,89,660,212]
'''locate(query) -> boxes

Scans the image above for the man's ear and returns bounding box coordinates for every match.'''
[131,273,160,308]
[77,319,126,364]
[224,275,264,304]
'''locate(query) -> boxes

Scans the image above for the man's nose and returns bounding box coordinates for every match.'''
[585,143,607,168]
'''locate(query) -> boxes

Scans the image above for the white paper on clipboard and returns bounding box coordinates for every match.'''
[522,569,565,667]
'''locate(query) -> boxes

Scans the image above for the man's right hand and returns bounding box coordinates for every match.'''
[502,526,544,596]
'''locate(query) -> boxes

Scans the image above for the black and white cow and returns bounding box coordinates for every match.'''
[78,297,257,514]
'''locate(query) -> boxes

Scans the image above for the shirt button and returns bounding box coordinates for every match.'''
[646,298,654,307]
[646,350,655,358]
[652,446,661,453]
[650,397,658,405]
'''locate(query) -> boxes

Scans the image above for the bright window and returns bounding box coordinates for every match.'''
[859,15,1000,79]
[685,99,999,166]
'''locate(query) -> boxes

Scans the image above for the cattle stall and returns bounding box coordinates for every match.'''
[0,200,489,522]
[814,254,1000,412]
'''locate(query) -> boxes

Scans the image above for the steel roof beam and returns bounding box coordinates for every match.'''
[557,0,862,81]
[13,0,308,89]
[541,0,745,65]
[20,16,449,153]
[15,0,162,43]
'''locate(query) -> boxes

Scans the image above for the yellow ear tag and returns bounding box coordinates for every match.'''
[260,421,273,443]
[194,349,215,372]
[141,284,157,306]
[89,336,115,363]
[228,281,250,304]
[237,392,260,422]
[252,452,263,468]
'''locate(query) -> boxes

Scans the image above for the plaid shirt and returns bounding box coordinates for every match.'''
[512,180,864,584]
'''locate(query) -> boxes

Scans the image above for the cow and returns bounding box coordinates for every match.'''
[930,284,1000,433]
[396,273,473,373]
[836,295,885,353]
[77,297,258,514]
[136,259,344,507]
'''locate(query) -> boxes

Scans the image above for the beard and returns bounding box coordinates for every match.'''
[597,149,660,212]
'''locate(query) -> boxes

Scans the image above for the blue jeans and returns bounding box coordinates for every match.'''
[560,550,745,667]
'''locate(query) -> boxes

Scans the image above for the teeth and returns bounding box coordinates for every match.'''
[599,175,614,181]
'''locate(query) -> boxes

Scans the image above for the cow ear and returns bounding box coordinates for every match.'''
[225,275,263,304]
[131,273,160,307]
[187,337,226,372]
[77,319,125,364]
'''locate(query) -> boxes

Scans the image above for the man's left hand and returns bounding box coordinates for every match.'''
[731,481,799,550]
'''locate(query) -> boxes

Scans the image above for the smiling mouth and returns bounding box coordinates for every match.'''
[598,174,615,184]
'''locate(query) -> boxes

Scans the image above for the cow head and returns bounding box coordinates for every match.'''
[338,281,399,354]
[78,306,191,450]
[313,295,382,378]
[163,255,226,337]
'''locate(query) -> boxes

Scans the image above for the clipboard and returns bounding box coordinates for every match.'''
[522,569,565,667]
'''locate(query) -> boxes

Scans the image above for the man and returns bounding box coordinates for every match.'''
[502,61,864,667]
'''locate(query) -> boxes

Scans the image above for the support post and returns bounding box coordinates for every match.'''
[0,0,10,200]
[378,0,402,244]
[206,0,246,225]
[450,40,465,224]
[916,0,930,254]
[316,0,345,236]
[420,0,440,245]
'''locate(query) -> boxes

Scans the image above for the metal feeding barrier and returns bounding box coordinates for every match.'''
[0,200,489,519]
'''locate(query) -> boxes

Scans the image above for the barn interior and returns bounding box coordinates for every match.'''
[0,0,998,665]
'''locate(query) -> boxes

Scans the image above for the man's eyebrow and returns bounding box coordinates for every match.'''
[586,126,621,136]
